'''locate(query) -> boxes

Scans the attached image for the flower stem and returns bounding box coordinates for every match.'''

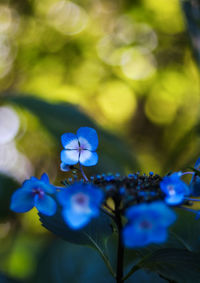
[115,206,124,283]
[79,163,89,182]
[181,172,194,176]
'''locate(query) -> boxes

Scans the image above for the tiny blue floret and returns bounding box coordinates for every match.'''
[57,182,104,230]
[10,173,57,216]
[60,127,98,168]
[160,172,190,205]
[123,201,176,248]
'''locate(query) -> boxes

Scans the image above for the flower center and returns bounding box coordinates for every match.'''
[167,185,176,196]
[140,220,152,230]
[71,193,90,213]
[33,188,44,198]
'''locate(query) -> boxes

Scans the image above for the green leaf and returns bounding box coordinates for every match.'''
[6,95,137,173]
[0,174,19,220]
[31,239,115,283]
[171,208,200,252]
[39,206,115,277]
[0,272,22,283]
[139,248,200,283]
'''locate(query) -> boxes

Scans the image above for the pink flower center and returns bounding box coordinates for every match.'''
[33,188,44,199]
[71,193,90,213]
[140,220,152,230]
[167,185,176,196]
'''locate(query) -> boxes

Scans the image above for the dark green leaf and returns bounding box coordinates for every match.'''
[39,206,115,276]
[0,174,19,220]
[171,208,200,252]
[31,239,115,283]
[140,248,200,283]
[0,272,22,283]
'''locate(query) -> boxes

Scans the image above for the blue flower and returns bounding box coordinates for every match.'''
[57,182,104,230]
[123,201,176,248]
[60,127,98,167]
[160,172,190,205]
[10,173,57,216]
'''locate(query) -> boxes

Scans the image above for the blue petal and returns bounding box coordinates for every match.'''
[125,203,147,220]
[123,224,150,247]
[77,127,98,151]
[57,189,70,206]
[61,149,79,165]
[22,178,37,190]
[148,202,177,226]
[10,189,34,213]
[149,226,168,243]
[165,194,184,205]
[60,162,71,172]
[62,207,91,230]
[79,151,98,166]
[61,133,79,149]
[40,173,49,183]
[35,194,57,216]
[41,182,56,194]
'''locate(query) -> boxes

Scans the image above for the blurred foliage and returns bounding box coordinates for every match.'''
[0,0,199,281]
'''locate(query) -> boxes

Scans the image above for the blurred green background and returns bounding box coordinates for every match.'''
[0,0,199,282]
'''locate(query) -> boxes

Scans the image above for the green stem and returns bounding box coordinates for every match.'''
[123,264,141,281]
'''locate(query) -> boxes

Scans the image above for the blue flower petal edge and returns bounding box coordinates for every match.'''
[123,201,176,248]
[160,172,190,205]
[10,173,57,216]
[57,182,104,230]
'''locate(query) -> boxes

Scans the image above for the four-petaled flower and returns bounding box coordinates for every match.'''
[10,173,57,216]
[123,201,176,248]
[60,127,98,169]
[57,182,104,229]
[160,172,190,205]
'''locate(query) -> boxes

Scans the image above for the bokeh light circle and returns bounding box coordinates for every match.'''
[47,1,88,35]
[0,106,20,144]
[97,81,137,123]
[121,47,157,80]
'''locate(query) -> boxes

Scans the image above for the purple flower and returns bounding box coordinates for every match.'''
[160,172,190,205]
[10,173,57,216]
[57,182,103,229]
[123,201,176,248]
[60,127,98,168]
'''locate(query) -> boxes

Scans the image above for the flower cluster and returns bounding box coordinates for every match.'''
[10,127,200,248]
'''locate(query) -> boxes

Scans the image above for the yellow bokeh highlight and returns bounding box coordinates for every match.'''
[145,70,199,125]
[145,91,179,125]
[121,47,156,80]
[137,151,161,174]
[97,81,137,124]
[142,0,185,33]
[4,235,37,279]
[20,70,83,104]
